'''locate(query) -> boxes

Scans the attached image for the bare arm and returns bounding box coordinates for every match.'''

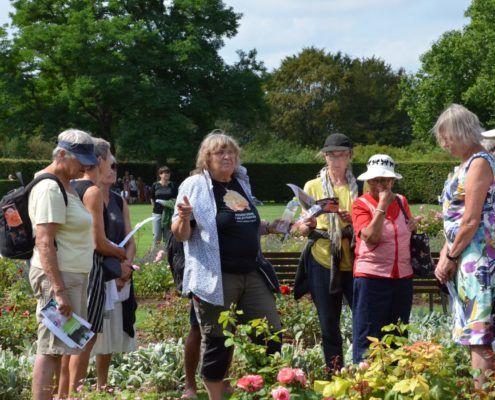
[119,200,136,282]
[171,196,193,241]
[36,223,72,317]
[435,158,493,283]
[83,186,126,260]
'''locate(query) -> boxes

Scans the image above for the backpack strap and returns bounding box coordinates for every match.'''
[25,173,68,206]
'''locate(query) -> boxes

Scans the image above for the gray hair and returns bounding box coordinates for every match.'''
[433,104,483,148]
[92,137,111,160]
[52,129,93,159]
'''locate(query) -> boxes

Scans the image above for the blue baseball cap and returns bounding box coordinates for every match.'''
[58,140,99,166]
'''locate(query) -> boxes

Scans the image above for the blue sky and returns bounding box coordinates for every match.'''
[1,0,472,72]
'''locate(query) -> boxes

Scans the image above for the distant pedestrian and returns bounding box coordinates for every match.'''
[150,166,177,246]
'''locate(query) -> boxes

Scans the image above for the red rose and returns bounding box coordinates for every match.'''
[280,285,291,295]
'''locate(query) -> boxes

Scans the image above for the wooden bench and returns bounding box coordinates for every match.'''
[265,251,448,313]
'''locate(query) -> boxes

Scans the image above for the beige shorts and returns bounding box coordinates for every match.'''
[29,266,88,355]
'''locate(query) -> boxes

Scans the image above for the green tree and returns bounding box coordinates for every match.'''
[400,0,495,143]
[1,0,265,161]
[265,47,410,147]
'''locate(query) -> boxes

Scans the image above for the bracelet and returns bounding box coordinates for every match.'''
[374,208,386,214]
[446,251,459,262]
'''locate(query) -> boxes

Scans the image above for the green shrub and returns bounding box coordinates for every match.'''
[0,260,37,353]
[0,344,34,400]
[132,258,175,299]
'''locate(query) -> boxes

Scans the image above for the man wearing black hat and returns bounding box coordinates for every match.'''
[294,133,358,373]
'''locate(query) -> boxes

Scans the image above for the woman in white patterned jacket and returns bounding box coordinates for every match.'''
[172,130,281,400]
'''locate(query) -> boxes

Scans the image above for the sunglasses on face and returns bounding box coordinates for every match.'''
[110,163,117,170]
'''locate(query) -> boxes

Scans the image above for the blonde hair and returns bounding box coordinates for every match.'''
[433,103,483,148]
[192,129,241,175]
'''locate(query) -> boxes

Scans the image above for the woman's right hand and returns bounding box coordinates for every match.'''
[177,196,193,221]
[291,216,316,237]
[378,189,395,209]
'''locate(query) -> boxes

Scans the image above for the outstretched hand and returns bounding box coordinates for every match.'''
[177,196,193,221]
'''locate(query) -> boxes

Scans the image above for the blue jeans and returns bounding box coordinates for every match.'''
[307,253,353,370]
[352,277,413,363]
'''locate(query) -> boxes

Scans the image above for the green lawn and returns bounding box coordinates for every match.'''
[128,202,442,256]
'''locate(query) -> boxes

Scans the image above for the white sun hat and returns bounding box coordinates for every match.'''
[357,154,403,181]
[482,129,495,138]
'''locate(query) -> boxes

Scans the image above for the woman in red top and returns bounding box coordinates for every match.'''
[351,154,417,363]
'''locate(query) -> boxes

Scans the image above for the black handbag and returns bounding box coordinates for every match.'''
[396,197,434,277]
[101,256,122,282]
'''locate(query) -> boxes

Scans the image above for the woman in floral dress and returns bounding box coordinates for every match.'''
[434,104,495,388]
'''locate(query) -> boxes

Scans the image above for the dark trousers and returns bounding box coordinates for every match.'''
[307,253,353,370]
[352,277,413,363]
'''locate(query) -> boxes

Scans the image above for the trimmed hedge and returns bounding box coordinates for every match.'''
[0,159,459,204]
[242,162,458,204]
[0,180,21,196]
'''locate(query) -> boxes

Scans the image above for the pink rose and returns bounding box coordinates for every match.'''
[154,250,164,262]
[271,386,291,400]
[236,375,264,392]
[293,368,306,386]
[277,367,295,384]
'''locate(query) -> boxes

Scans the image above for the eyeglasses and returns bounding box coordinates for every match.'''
[324,151,350,159]
[159,170,170,174]
[212,149,235,158]
[368,177,394,185]
[110,163,117,170]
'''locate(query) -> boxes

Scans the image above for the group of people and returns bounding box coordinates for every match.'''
[171,104,495,399]
[29,130,137,400]
[28,102,495,400]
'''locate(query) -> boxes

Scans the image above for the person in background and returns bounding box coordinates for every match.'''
[172,131,282,400]
[293,133,358,374]
[59,138,127,396]
[129,175,138,204]
[481,128,495,155]
[351,154,417,363]
[92,155,137,388]
[122,178,130,203]
[137,176,145,203]
[434,104,495,389]
[151,166,177,247]
[28,129,98,400]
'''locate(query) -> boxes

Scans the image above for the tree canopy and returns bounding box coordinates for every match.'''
[265,47,411,148]
[400,0,495,143]
[0,0,266,161]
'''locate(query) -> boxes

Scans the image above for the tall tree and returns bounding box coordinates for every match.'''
[2,0,265,161]
[400,0,495,143]
[266,47,410,147]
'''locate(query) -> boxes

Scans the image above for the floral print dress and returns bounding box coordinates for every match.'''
[440,152,495,345]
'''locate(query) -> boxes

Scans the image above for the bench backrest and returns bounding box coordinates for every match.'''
[265,251,440,285]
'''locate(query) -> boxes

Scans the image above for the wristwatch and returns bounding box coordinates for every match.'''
[446,251,459,262]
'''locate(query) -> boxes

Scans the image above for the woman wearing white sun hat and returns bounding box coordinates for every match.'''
[351,154,418,363]
[481,128,495,154]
